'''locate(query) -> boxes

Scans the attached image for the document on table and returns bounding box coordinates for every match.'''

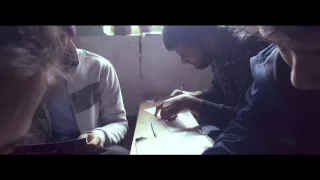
[135,132,212,155]
[144,107,199,132]
[139,106,213,154]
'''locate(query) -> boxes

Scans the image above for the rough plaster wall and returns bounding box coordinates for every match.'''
[73,35,212,116]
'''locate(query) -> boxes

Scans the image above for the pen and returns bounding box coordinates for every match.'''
[150,122,157,138]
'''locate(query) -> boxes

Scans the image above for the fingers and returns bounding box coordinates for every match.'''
[99,142,104,149]
[88,139,102,149]
[78,134,87,140]
[161,105,179,121]
[78,133,103,150]
[87,134,101,147]
[155,103,163,116]
[170,89,183,97]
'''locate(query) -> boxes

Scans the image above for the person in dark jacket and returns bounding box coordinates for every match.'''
[155,26,269,134]
[203,26,320,154]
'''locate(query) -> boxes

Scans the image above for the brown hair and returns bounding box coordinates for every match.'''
[0,26,71,83]
[229,26,320,43]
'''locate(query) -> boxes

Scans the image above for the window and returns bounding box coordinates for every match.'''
[131,26,141,35]
[103,26,113,36]
[150,26,163,32]
[102,25,163,35]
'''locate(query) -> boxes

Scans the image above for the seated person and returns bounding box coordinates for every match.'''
[0,26,71,154]
[23,26,129,155]
[156,26,269,138]
[203,26,320,154]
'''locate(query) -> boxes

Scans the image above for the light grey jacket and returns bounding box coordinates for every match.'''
[23,48,128,146]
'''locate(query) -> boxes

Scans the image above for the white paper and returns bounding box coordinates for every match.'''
[180,132,213,154]
[135,133,185,155]
[145,107,199,132]
[135,132,212,155]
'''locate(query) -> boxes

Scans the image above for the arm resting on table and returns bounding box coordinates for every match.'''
[198,100,238,129]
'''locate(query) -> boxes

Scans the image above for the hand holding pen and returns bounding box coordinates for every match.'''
[170,84,185,97]
[154,84,185,121]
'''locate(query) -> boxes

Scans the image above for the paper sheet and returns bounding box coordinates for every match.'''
[180,132,213,154]
[145,107,199,132]
[135,132,212,155]
[135,133,185,155]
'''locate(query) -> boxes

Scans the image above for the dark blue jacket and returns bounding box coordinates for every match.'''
[202,44,320,154]
[198,40,269,129]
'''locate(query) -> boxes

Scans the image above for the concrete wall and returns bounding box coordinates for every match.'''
[73,35,212,116]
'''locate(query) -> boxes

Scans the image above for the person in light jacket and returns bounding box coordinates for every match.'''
[24,26,129,155]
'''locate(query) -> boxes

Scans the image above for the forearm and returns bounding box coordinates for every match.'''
[93,119,128,145]
[202,106,253,155]
[97,60,128,145]
[198,101,238,129]
[97,94,128,145]
[186,96,203,116]
[191,91,204,99]
[200,86,213,100]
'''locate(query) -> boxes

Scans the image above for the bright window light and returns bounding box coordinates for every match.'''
[150,26,163,32]
[103,25,163,35]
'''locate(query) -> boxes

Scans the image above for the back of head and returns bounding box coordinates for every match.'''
[162,26,231,51]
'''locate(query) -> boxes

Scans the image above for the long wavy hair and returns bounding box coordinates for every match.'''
[0,26,72,83]
[229,26,320,43]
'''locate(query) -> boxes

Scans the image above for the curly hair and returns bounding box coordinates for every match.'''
[0,26,71,82]
[229,26,320,43]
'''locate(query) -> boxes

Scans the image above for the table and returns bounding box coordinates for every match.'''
[130,99,214,155]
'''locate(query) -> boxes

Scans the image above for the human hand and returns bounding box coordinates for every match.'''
[78,132,103,149]
[170,89,202,98]
[154,94,192,121]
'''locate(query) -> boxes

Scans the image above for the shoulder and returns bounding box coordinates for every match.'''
[250,45,278,83]
[248,45,285,113]
[76,49,114,71]
[76,49,114,69]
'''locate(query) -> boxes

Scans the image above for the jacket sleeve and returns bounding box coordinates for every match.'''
[91,61,128,146]
[202,83,271,155]
[199,74,238,128]
[201,84,223,103]
[198,100,238,129]
[200,85,214,100]
[202,105,262,154]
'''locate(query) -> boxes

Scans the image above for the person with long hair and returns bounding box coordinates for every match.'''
[204,26,320,154]
[0,26,71,154]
